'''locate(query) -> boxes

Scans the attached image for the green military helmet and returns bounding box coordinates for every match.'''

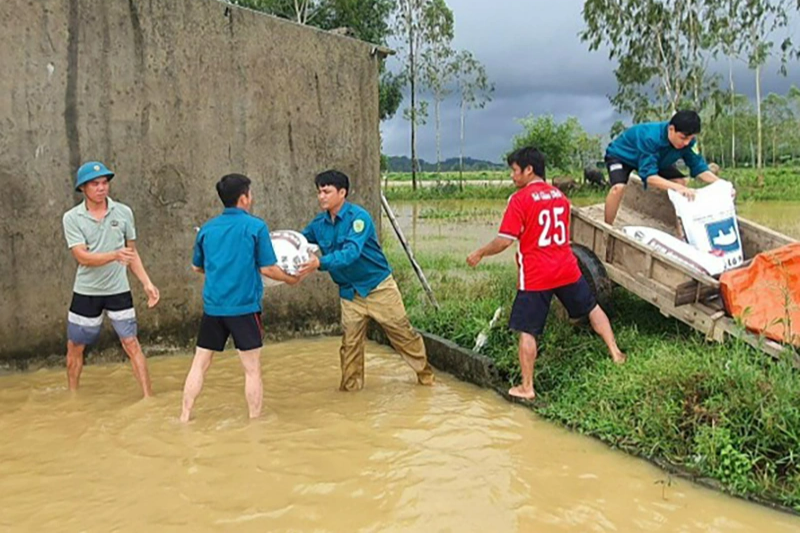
[75,161,115,192]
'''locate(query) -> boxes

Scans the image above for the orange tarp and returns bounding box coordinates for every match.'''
[720,243,800,347]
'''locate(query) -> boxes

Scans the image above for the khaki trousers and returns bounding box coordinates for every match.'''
[339,275,434,391]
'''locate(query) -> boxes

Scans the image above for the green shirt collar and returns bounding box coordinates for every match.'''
[78,197,116,220]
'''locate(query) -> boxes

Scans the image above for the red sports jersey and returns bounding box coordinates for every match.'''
[498,180,582,291]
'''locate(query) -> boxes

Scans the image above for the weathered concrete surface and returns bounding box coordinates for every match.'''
[0,0,382,366]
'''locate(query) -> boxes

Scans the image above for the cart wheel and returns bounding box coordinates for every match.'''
[572,243,614,317]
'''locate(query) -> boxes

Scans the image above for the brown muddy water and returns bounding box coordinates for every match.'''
[1,337,798,532]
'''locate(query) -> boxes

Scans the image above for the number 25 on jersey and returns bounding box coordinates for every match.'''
[538,207,566,247]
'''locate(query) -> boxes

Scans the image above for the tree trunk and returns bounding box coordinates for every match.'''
[435,97,441,178]
[409,21,417,191]
[772,129,777,167]
[729,58,736,168]
[459,98,465,192]
[756,63,763,171]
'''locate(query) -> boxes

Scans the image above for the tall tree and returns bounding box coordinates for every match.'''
[710,0,743,167]
[420,0,455,176]
[511,115,600,172]
[790,85,800,160]
[394,0,455,189]
[581,0,717,119]
[379,71,404,121]
[762,92,792,165]
[453,50,493,189]
[394,0,429,190]
[609,120,627,139]
[730,0,795,171]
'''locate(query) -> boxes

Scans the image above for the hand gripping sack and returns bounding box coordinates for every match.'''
[262,230,319,288]
[668,180,743,271]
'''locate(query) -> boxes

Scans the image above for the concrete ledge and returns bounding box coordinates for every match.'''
[368,325,500,388]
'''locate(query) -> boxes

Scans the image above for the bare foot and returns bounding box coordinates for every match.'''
[508,385,536,400]
[179,412,191,423]
[611,350,627,364]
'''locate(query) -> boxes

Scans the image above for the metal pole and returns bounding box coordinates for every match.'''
[380,192,440,310]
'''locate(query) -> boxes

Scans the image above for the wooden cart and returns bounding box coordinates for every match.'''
[570,177,798,362]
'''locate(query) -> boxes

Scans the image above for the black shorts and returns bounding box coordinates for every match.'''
[605,155,685,186]
[67,291,137,345]
[196,313,263,352]
[509,277,597,336]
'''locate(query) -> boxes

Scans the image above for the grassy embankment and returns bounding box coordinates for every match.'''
[381,168,800,510]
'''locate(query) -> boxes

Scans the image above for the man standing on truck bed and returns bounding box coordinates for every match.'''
[603,110,733,225]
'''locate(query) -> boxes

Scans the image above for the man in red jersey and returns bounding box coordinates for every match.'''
[467,146,626,400]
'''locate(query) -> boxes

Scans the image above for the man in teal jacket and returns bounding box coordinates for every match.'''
[603,110,730,224]
[298,170,435,391]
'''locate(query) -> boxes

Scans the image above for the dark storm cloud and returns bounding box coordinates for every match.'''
[381,0,800,162]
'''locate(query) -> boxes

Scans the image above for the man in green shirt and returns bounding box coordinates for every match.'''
[62,161,160,397]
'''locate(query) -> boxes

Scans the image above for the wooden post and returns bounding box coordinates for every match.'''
[380,192,440,310]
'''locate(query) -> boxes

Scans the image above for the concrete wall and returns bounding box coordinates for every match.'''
[0,0,382,366]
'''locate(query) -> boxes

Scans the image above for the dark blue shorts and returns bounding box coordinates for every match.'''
[196,313,263,352]
[67,292,137,345]
[509,277,597,336]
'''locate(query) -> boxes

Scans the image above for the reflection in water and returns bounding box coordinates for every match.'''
[0,337,797,532]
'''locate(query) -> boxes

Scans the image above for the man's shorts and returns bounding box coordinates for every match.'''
[509,277,597,336]
[196,313,263,352]
[605,155,686,187]
[67,292,137,345]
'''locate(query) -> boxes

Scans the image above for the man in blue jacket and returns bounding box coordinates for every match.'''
[180,173,299,422]
[604,110,730,224]
[298,170,435,391]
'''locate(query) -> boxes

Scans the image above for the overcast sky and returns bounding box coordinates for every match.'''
[379,0,800,163]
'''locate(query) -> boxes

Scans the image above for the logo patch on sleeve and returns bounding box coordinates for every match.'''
[353,219,365,233]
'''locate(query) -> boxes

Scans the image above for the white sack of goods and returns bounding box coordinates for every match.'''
[263,230,319,288]
[668,179,743,270]
[622,226,727,277]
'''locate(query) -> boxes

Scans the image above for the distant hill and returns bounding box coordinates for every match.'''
[386,156,504,172]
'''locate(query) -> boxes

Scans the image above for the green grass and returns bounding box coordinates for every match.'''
[383,181,608,203]
[417,206,501,221]
[723,167,800,202]
[383,167,800,203]
[383,235,800,511]
[384,182,517,201]
[385,170,507,182]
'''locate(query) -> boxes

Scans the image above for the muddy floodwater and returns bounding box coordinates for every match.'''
[388,199,800,259]
[1,337,798,532]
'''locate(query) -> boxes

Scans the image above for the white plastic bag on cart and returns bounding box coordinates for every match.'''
[262,230,319,288]
[622,226,727,276]
[668,179,743,271]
